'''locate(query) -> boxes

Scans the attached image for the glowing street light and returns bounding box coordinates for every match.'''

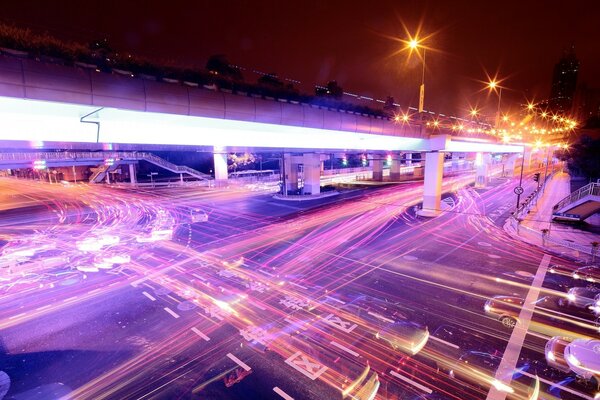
[405,35,427,113]
[487,79,504,128]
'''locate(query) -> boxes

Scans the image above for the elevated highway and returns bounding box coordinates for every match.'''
[0,53,530,215]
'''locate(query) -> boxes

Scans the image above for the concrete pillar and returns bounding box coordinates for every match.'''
[504,154,518,177]
[320,161,325,173]
[451,153,461,171]
[390,156,402,181]
[371,157,384,181]
[523,148,533,171]
[284,153,299,193]
[418,152,445,217]
[129,163,137,184]
[105,170,110,184]
[475,152,492,188]
[405,153,412,166]
[213,152,228,187]
[303,153,321,195]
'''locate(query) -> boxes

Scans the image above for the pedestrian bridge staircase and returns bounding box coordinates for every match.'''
[0,151,212,182]
[552,182,600,221]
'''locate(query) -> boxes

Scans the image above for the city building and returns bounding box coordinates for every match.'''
[549,46,579,115]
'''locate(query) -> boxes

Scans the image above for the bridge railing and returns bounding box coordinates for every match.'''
[553,182,600,212]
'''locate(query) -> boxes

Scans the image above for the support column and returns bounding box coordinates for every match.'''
[105,170,110,184]
[451,153,461,171]
[303,153,321,195]
[390,155,402,181]
[129,163,137,184]
[504,154,518,177]
[523,148,533,171]
[284,153,298,193]
[213,151,228,187]
[475,152,492,188]
[405,153,413,166]
[418,151,444,217]
[371,157,384,181]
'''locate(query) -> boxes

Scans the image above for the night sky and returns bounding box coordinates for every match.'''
[2,0,599,117]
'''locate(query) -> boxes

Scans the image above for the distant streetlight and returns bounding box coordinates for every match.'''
[405,36,427,113]
[487,79,503,128]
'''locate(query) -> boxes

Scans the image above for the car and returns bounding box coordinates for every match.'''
[545,336,573,373]
[572,266,600,284]
[484,296,524,329]
[564,339,600,381]
[341,296,429,355]
[560,287,600,310]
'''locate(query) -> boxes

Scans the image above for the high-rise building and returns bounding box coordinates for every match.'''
[549,46,579,115]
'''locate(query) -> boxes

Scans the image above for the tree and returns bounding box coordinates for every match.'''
[315,80,343,99]
[384,96,396,113]
[560,135,600,180]
[257,73,284,88]
[206,54,243,81]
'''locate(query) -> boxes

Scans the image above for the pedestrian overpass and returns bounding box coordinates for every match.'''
[553,182,600,222]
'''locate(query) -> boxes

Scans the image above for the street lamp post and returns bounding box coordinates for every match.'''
[408,39,426,114]
[488,80,503,127]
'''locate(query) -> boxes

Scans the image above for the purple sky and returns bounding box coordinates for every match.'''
[3,0,599,117]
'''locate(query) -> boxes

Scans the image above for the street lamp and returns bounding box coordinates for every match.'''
[487,80,503,128]
[407,37,426,114]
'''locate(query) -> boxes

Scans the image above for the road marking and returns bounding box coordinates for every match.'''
[330,341,359,357]
[63,296,78,303]
[164,307,180,319]
[430,335,460,349]
[273,387,294,400]
[259,269,274,277]
[191,327,210,341]
[288,281,307,290]
[285,351,327,381]
[36,304,52,311]
[142,291,156,301]
[108,282,119,287]
[325,296,346,304]
[87,288,102,295]
[486,254,551,400]
[322,313,357,333]
[520,371,595,400]
[227,353,251,371]
[389,370,432,394]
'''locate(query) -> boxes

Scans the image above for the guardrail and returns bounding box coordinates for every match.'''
[553,182,600,212]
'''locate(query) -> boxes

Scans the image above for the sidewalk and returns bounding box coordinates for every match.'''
[504,171,600,263]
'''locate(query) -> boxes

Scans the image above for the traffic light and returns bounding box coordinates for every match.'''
[533,173,540,182]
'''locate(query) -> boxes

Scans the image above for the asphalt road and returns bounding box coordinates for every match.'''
[0,172,597,400]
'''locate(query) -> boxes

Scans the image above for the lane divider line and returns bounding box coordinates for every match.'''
[226,353,251,371]
[191,327,210,341]
[164,307,180,319]
[389,370,432,394]
[142,291,156,301]
[330,341,359,357]
[273,387,294,400]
